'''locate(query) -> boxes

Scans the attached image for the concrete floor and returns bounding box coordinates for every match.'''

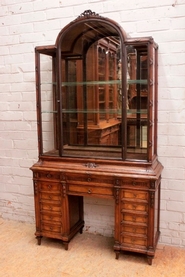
[1,218,185,277]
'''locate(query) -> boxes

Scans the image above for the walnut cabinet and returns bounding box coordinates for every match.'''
[30,10,163,265]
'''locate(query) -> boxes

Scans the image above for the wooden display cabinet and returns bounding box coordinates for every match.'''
[30,10,163,265]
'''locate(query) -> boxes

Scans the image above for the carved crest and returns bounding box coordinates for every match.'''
[78,10,101,19]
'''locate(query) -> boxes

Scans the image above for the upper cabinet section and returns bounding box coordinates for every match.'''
[35,10,158,162]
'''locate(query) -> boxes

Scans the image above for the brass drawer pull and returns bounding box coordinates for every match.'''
[88,189,92,194]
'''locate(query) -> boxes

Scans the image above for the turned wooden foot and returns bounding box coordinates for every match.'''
[63,242,69,250]
[79,227,83,234]
[147,255,153,265]
[36,236,42,245]
[115,251,120,260]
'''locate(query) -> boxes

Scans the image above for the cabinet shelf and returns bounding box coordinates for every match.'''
[61,79,147,87]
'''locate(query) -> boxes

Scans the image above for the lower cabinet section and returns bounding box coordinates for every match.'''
[33,175,84,250]
[114,183,161,265]
[31,160,162,265]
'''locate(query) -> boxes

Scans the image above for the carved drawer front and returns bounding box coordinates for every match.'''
[121,213,147,225]
[38,171,60,180]
[68,183,113,197]
[121,190,148,202]
[121,224,147,236]
[39,182,60,192]
[121,202,148,213]
[121,179,150,189]
[40,192,61,202]
[121,235,147,248]
[66,172,114,186]
[41,222,62,233]
[41,213,61,223]
[40,203,61,212]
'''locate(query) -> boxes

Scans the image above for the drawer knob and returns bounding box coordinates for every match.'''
[47,174,51,178]
[88,189,92,194]
[48,185,52,189]
[87,178,91,182]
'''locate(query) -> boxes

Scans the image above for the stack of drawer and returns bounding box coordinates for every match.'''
[35,171,63,240]
[119,185,149,251]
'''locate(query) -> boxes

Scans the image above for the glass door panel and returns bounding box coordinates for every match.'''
[126,45,148,160]
[40,53,58,155]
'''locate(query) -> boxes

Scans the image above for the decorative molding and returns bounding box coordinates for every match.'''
[150,181,155,189]
[150,191,155,208]
[34,181,38,195]
[149,140,152,147]
[149,58,153,65]
[83,162,98,168]
[62,183,66,198]
[149,100,153,107]
[115,188,119,205]
[149,79,153,86]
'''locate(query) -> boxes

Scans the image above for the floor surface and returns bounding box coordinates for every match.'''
[1,218,185,277]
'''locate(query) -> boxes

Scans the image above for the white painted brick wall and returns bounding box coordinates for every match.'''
[0,0,185,247]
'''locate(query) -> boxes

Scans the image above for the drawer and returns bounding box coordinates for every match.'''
[121,190,148,202]
[66,172,114,186]
[121,179,149,189]
[41,212,61,223]
[68,183,113,197]
[39,182,61,192]
[121,224,147,236]
[121,235,147,248]
[121,202,148,213]
[38,171,60,180]
[40,202,61,212]
[41,222,62,233]
[40,192,61,202]
[121,213,147,225]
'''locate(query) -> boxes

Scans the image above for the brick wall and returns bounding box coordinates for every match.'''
[0,0,185,246]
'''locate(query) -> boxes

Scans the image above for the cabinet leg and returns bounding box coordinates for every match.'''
[36,236,42,245]
[147,255,153,265]
[115,251,120,260]
[63,242,69,250]
[79,226,83,234]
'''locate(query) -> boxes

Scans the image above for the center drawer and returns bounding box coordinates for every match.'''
[68,183,113,197]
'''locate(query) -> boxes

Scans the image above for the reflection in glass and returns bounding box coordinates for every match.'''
[61,38,122,159]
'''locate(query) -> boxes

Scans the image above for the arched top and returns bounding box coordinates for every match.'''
[55,10,127,57]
